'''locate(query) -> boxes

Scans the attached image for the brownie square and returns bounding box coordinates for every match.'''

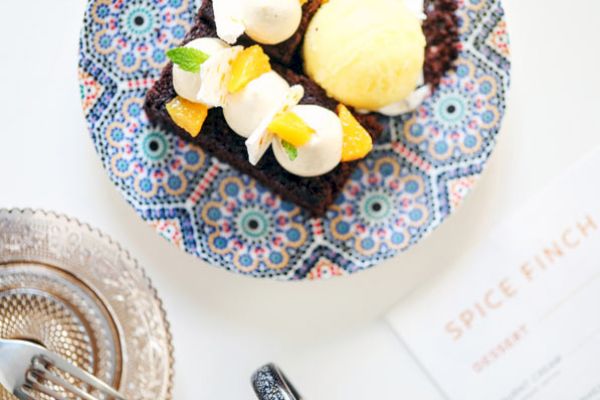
[197,0,323,65]
[145,18,382,216]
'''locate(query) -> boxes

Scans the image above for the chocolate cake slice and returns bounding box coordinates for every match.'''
[145,19,383,216]
[423,0,460,88]
[198,0,323,65]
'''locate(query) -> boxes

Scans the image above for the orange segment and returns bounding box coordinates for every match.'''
[228,45,272,93]
[166,96,209,137]
[268,111,315,147]
[337,104,373,162]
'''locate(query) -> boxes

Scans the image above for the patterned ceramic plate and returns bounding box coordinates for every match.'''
[78,0,510,280]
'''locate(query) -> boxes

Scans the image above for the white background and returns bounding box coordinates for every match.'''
[1,0,599,398]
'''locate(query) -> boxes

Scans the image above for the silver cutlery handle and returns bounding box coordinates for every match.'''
[252,364,303,400]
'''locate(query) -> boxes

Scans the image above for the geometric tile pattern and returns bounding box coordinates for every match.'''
[79,0,510,280]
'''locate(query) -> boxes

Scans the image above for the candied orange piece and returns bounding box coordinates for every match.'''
[228,45,272,93]
[268,111,315,147]
[166,96,208,137]
[337,104,373,162]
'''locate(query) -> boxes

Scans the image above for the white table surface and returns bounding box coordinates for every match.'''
[1,0,599,398]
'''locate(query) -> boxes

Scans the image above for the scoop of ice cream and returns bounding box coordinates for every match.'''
[242,0,302,45]
[303,0,426,110]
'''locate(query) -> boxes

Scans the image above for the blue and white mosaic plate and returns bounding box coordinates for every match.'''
[78,0,511,280]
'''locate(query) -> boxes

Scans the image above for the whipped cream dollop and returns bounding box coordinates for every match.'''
[272,105,343,178]
[223,71,290,138]
[242,0,302,44]
[172,38,228,102]
[195,45,242,107]
[213,0,302,45]
[245,85,304,165]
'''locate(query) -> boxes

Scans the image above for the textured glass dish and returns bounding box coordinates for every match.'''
[0,209,174,400]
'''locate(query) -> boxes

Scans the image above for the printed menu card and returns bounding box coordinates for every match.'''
[387,150,600,400]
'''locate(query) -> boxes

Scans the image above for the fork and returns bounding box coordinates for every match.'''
[0,338,126,400]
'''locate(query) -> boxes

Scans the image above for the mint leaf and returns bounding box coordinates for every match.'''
[167,47,210,73]
[281,140,298,161]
